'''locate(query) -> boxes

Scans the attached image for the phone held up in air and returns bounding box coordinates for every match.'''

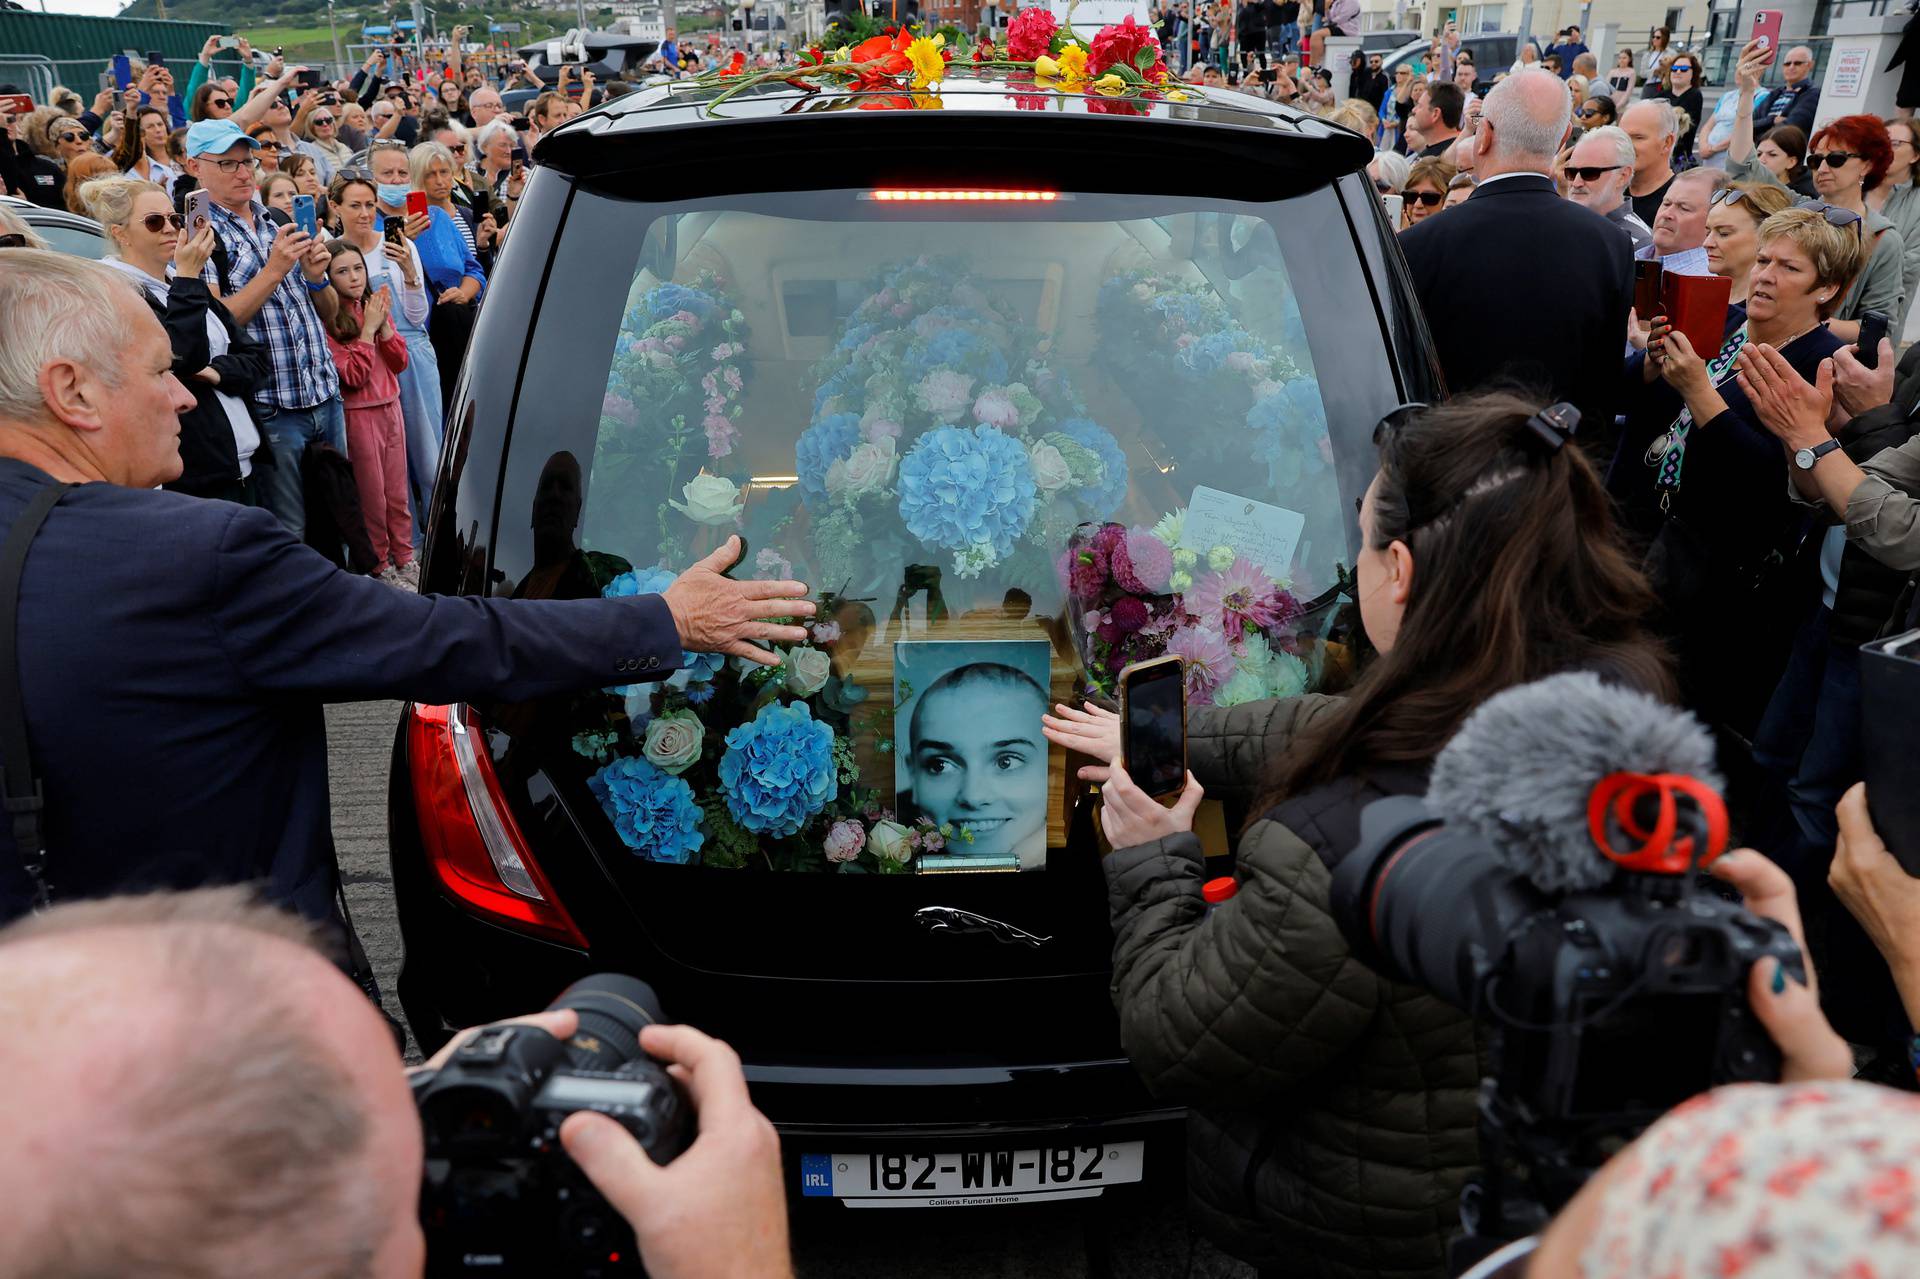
[1751,10,1784,60]
[184,188,211,240]
[291,193,318,238]
[1857,310,1890,369]
[383,214,407,247]
[405,190,429,218]
[111,55,133,91]
[1381,192,1404,227]
[146,51,165,69]
[1119,656,1188,801]
[0,92,32,118]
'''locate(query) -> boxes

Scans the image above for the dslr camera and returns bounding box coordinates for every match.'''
[413,974,691,1276]
[1329,784,1803,1243]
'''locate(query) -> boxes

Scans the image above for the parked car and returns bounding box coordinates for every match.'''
[389,68,1439,1228]
[513,31,661,84]
[1359,28,1421,54]
[1382,32,1523,94]
[1,195,107,258]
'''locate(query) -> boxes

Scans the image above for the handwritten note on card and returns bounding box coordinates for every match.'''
[1178,486,1306,580]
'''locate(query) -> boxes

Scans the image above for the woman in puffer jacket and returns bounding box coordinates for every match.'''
[1043,393,1675,1279]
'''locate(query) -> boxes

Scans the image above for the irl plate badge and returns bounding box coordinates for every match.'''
[801,1154,834,1197]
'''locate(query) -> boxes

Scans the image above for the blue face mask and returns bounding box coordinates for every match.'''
[377,183,411,209]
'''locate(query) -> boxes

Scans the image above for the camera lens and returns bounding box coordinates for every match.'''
[548,974,666,1072]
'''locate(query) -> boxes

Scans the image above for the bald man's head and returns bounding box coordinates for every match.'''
[1478,67,1574,170]
[0,890,424,1279]
[1782,44,1815,86]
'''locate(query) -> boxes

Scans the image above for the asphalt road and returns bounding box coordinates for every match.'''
[325,699,1254,1279]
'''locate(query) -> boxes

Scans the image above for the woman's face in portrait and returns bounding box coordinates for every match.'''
[908,678,1049,865]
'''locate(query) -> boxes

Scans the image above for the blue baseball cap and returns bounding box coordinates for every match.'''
[184,118,259,158]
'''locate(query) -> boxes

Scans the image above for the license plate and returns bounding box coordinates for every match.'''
[800,1141,1144,1207]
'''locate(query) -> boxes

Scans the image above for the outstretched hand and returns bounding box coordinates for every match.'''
[1041,701,1122,783]
[661,535,815,666]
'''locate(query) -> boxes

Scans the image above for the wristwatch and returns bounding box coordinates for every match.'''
[1794,438,1842,471]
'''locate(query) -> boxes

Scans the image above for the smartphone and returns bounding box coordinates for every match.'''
[1381,192,1403,225]
[292,193,318,238]
[1633,259,1665,324]
[146,51,165,68]
[1120,656,1188,800]
[296,67,325,90]
[406,190,429,218]
[1858,309,1890,369]
[216,35,239,50]
[1751,10,1784,59]
[111,54,133,90]
[509,142,527,166]
[0,92,32,117]
[383,214,407,246]
[185,188,211,240]
[1860,630,1920,874]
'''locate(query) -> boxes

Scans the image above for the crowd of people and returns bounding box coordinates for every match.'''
[13,14,1920,1279]
[0,32,604,585]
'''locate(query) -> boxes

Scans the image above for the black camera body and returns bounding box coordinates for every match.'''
[414,975,691,1276]
[1330,796,1803,1232]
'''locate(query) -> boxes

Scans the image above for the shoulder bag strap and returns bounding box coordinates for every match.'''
[0,482,73,911]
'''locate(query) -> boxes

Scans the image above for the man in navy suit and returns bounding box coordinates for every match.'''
[0,251,814,928]
[1398,67,1634,455]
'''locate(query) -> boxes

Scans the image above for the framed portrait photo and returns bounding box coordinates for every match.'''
[894,639,1053,872]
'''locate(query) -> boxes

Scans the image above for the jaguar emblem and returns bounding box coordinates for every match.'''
[914,906,1053,947]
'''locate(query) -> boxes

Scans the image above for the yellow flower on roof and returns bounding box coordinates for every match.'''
[1091,72,1128,96]
[907,35,947,87]
[1057,42,1088,81]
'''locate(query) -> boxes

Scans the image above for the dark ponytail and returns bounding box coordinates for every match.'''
[1255,391,1673,811]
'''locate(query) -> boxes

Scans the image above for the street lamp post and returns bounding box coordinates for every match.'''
[741,0,758,55]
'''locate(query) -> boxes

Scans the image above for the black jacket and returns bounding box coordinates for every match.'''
[144,277,273,496]
[1829,342,1920,645]
[2,139,63,209]
[1398,173,1633,451]
[1105,698,1480,1277]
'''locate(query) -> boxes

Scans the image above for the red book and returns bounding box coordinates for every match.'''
[1662,271,1734,364]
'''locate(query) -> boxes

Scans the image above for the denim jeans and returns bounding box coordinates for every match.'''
[257,396,347,542]
[1274,21,1300,55]
[394,324,445,549]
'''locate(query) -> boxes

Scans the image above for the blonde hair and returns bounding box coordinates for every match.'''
[79,174,166,243]
[1757,206,1870,318]
[1331,97,1380,139]
[0,201,48,249]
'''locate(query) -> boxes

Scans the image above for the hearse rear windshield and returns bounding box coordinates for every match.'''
[485,185,1400,876]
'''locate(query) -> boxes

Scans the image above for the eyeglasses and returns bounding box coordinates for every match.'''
[139,212,186,232]
[446,143,468,155]
[310,115,335,125]
[1710,186,1763,210]
[1807,151,1861,169]
[1782,57,1812,66]
[53,131,88,144]
[1407,191,1445,207]
[209,96,233,108]
[0,233,28,249]
[1563,164,1623,181]
[254,140,281,152]
[200,157,253,174]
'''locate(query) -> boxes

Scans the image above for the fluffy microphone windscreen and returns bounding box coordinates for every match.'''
[1424,671,1722,894]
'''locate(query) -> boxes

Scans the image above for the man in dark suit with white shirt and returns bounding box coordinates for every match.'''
[1398,67,1634,454]
[0,251,814,932]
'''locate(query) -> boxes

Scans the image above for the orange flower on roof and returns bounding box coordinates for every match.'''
[719,50,747,77]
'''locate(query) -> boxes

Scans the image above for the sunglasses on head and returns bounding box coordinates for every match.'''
[1563,164,1623,181]
[1807,150,1861,168]
[0,232,29,249]
[1804,200,1865,233]
[140,212,186,232]
[1408,191,1445,207]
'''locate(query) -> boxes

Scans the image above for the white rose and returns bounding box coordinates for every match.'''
[642,710,705,775]
[782,645,833,697]
[839,438,896,498]
[668,472,744,525]
[1028,442,1073,494]
[869,819,913,865]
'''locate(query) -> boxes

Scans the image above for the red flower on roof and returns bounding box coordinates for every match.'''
[1088,15,1166,81]
[719,50,747,76]
[1005,7,1059,61]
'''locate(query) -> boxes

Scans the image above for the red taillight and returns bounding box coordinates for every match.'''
[406,702,588,948]
[866,188,1061,202]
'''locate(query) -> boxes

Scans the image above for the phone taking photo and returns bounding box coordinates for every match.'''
[184,188,211,240]
[1120,657,1187,800]
[291,193,318,239]
[406,190,429,218]
[1751,10,1784,60]
[383,214,407,247]
[1857,309,1890,369]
